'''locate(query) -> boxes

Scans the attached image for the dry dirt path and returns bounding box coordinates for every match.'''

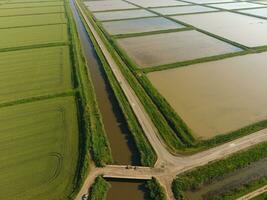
[73,1,267,200]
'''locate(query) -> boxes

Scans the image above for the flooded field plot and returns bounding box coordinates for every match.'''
[173,12,267,47]
[185,158,267,200]
[0,6,65,17]
[209,2,265,10]
[183,0,235,4]
[102,17,184,35]
[238,7,267,18]
[117,30,240,68]
[107,179,149,200]
[0,97,79,200]
[84,0,137,12]
[0,1,64,8]
[0,24,68,50]
[126,0,190,8]
[151,5,217,16]
[0,46,72,103]
[147,52,267,139]
[0,13,66,29]
[93,9,156,21]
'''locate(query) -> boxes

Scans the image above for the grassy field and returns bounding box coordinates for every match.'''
[0,46,73,104]
[0,1,64,8]
[0,24,68,51]
[0,96,79,200]
[0,6,65,17]
[0,13,66,28]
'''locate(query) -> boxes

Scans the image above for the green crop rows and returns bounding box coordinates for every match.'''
[0,0,94,199]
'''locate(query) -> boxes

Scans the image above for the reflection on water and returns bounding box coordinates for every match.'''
[107,179,150,200]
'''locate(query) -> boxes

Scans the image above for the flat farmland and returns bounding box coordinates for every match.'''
[117,30,241,68]
[147,52,267,139]
[126,0,190,8]
[102,17,185,35]
[173,12,267,47]
[209,2,265,10]
[0,13,66,28]
[93,9,156,21]
[238,7,267,18]
[0,6,65,17]
[0,96,79,200]
[0,24,68,50]
[0,1,64,8]
[84,0,137,12]
[0,46,72,103]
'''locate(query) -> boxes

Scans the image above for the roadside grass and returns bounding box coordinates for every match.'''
[87,176,111,200]
[172,142,267,200]
[0,96,79,200]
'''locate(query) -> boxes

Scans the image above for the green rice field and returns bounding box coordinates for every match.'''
[0,97,79,200]
[0,13,66,28]
[0,24,68,50]
[0,6,65,17]
[0,46,72,103]
[0,0,84,199]
[0,1,64,8]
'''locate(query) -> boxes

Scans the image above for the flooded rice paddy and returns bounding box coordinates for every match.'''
[209,2,265,10]
[238,7,267,18]
[173,12,267,47]
[183,0,235,4]
[125,0,189,8]
[148,52,267,139]
[106,179,149,200]
[184,158,267,200]
[117,30,241,68]
[84,0,137,12]
[102,17,184,35]
[93,9,156,21]
[151,5,217,16]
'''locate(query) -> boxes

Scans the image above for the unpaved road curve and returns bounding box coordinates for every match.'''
[237,185,267,200]
[73,1,267,200]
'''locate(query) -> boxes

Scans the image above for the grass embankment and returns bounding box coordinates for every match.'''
[172,142,267,200]
[87,176,111,200]
[146,177,168,200]
[76,0,157,166]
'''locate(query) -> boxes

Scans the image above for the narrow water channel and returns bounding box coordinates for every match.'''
[69,0,139,165]
[106,179,150,200]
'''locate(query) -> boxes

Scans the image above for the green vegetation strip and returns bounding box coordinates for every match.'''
[0,13,66,29]
[0,24,68,51]
[0,6,65,17]
[172,142,267,200]
[76,0,157,166]
[146,177,167,200]
[0,1,64,8]
[87,176,111,200]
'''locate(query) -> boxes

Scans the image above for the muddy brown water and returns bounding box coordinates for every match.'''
[184,158,267,200]
[106,179,150,200]
[70,0,139,165]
